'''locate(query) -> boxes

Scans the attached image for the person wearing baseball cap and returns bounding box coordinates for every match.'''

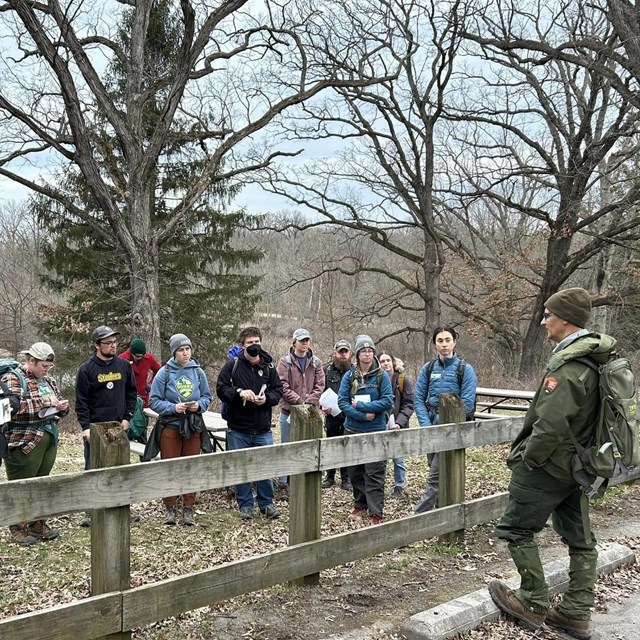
[118,339,161,408]
[275,328,325,499]
[75,326,137,526]
[2,342,69,545]
[320,340,353,490]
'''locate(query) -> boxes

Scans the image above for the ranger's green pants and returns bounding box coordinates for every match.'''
[496,463,597,620]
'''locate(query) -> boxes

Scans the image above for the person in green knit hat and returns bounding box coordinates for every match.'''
[489,287,614,640]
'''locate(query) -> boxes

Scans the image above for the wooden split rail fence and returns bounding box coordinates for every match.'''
[1,395,638,640]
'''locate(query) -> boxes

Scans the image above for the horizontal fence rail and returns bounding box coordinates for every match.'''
[0,416,526,526]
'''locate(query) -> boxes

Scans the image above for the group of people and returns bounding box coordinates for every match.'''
[0,287,607,640]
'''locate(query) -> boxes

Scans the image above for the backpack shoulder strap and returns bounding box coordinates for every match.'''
[229,357,239,385]
[397,372,405,393]
[424,358,437,398]
[457,358,467,387]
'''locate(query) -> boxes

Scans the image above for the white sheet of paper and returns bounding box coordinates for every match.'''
[319,388,341,416]
[38,406,59,419]
[354,394,371,404]
[387,413,396,430]
[0,397,12,425]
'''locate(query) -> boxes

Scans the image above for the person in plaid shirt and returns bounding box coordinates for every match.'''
[1,342,69,546]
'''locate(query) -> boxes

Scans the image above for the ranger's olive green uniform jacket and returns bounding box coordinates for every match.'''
[507,333,616,484]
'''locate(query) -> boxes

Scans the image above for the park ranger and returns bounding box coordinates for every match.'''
[488,288,615,640]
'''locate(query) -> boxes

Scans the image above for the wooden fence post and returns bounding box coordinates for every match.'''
[90,421,131,640]
[289,404,324,586]
[438,394,466,546]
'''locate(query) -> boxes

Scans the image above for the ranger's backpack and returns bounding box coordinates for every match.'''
[569,354,640,498]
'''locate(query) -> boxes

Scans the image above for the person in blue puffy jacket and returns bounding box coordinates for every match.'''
[338,334,393,524]
[413,326,477,514]
[150,333,212,526]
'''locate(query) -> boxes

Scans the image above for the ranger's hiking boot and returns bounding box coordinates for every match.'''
[9,525,38,547]
[182,507,195,526]
[163,506,177,526]
[546,607,592,640]
[28,520,59,541]
[488,580,546,631]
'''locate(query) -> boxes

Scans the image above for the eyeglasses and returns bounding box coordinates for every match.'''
[359,348,375,354]
[37,360,55,370]
[542,312,555,321]
[100,340,118,346]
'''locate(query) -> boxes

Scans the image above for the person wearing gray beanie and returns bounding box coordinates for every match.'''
[354,334,376,356]
[169,333,192,356]
[544,288,592,328]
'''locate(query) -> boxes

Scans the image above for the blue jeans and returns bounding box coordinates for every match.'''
[226,429,275,510]
[278,412,290,485]
[393,457,406,487]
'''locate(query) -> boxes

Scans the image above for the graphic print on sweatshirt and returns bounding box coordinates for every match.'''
[175,375,195,399]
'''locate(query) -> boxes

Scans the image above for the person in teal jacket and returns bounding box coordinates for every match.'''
[150,333,212,526]
[338,334,393,524]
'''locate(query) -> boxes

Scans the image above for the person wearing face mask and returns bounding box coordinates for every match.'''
[149,333,212,526]
[216,326,283,521]
[378,352,414,498]
[413,326,478,514]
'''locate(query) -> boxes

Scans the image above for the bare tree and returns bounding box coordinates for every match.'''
[455,0,640,376]
[0,0,405,355]
[256,0,465,359]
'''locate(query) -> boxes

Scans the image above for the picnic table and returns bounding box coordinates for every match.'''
[474,386,535,419]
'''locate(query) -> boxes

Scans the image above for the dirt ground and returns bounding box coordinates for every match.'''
[140,482,640,640]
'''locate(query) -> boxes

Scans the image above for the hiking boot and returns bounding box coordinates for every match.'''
[546,607,592,640]
[79,511,91,527]
[182,507,195,526]
[393,486,404,498]
[260,504,280,520]
[277,483,289,502]
[488,580,546,631]
[163,506,177,526]
[239,506,254,521]
[28,520,59,541]
[340,478,352,491]
[370,514,383,525]
[9,525,38,547]
[321,476,335,489]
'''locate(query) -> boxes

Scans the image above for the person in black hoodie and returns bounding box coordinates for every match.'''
[75,325,137,526]
[216,326,283,522]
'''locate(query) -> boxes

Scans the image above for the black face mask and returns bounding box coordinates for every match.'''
[246,343,261,357]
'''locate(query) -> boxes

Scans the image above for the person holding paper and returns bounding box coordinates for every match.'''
[379,353,414,498]
[338,335,393,525]
[1,342,69,545]
[320,339,353,490]
[216,326,283,521]
[150,333,212,526]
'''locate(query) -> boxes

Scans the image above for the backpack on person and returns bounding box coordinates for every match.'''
[0,358,27,393]
[0,359,27,467]
[423,357,476,420]
[220,357,239,421]
[569,354,640,498]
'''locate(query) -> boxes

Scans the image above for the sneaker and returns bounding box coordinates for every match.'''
[182,507,195,526]
[370,514,383,525]
[488,580,546,631]
[350,506,366,518]
[79,512,92,528]
[9,525,38,547]
[239,506,254,521]
[321,476,335,489]
[393,486,404,498]
[260,504,280,520]
[163,506,177,526]
[340,479,352,491]
[546,607,592,640]
[28,520,59,541]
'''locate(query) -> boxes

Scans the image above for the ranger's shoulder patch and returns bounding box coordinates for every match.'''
[543,376,559,394]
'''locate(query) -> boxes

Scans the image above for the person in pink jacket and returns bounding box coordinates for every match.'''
[276,328,325,496]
